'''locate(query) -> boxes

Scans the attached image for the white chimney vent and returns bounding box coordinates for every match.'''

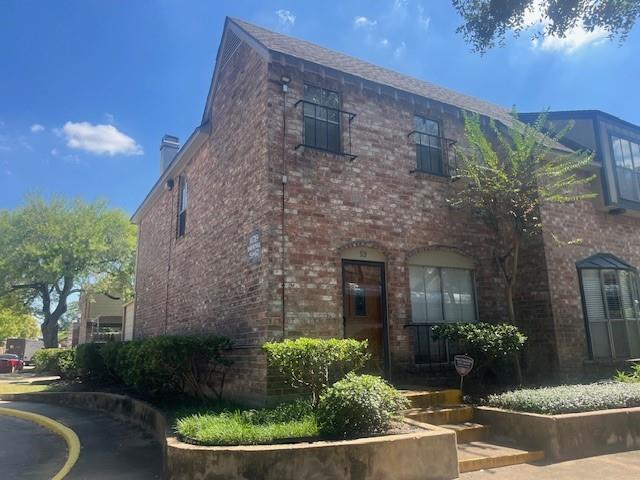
[160,135,180,172]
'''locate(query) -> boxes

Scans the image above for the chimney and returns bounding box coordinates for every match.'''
[159,134,180,172]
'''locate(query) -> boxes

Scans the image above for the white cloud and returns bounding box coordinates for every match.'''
[417,5,430,31]
[393,41,406,60]
[104,113,115,123]
[31,123,45,133]
[276,9,295,27]
[394,0,408,9]
[60,121,143,156]
[354,16,377,29]
[523,1,608,54]
[379,38,390,47]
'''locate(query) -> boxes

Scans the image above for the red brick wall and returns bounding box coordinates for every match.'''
[540,188,640,376]
[134,42,273,403]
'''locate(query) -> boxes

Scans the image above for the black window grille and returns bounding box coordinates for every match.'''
[414,116,445,175]
[303,85,341,153]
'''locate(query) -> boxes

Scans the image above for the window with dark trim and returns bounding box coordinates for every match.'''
[177,176,188,238]
[578,253,640,359]
[303,85,341,153]
[611,135,640,203]
[409,266,477,323]
[414,116,445,175]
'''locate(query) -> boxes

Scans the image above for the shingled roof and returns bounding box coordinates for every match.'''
[229,17,520,128]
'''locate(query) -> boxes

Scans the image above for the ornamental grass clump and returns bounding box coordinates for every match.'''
[485,382,640,414]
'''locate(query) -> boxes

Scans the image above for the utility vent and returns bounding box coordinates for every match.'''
[219,30,242,71]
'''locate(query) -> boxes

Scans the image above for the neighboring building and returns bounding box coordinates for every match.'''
[520,111,640,370]
[78,293,124,344]
[132,18,640,404]
[122,300,136,341]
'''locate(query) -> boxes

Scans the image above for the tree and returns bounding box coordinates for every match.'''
[453,0,640,53]
[0,196,136,348]
[448,110,595,324]
[0,295,39,342]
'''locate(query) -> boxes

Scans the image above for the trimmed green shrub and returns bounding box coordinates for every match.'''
[485,382,640,414]
[263,338,370,407]
[32,348,77,379]
[76,343,109,382]
[122,336,232,399]
[432,322,527,382]
[317,373,409,438]
[615,363,640,383]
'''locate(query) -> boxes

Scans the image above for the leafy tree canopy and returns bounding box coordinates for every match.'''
[449,110,595,323]
[0,195,136,347]
[453,0,640,53]
[0,295,39,342]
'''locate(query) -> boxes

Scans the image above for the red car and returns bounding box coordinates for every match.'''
[0,354,24,373]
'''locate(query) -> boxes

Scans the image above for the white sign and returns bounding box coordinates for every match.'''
[454,355,474,377]
[247,229,262,265]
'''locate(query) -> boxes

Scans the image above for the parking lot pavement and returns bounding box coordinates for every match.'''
[461,450,640,479]
[0,413,67,479]
[1,400,163,479]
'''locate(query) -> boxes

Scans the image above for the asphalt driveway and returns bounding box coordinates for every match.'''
[0,400,163,479]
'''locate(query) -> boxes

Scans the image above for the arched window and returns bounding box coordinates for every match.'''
[408,250,477,324]
[578,253,640,359]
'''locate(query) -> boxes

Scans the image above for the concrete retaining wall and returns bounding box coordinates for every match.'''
[0,391,459,480]
[476,406,640,461]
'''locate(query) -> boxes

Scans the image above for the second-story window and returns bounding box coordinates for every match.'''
[414,116,444,175]
[177,176,188,238]
[612,135,640,203]
[303,85,341,153]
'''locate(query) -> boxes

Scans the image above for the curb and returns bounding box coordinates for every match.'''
[0,406,80,479]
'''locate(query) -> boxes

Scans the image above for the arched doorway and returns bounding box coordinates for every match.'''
[341,247,388,377]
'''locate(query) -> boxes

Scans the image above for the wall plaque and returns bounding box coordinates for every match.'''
[247,229,262,265]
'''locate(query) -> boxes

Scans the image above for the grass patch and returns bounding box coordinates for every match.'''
[174,400,319,446]
[485,382,640,414]
[0,383,53,394]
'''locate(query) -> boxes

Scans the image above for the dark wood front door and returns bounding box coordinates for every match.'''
[342,260,389,377]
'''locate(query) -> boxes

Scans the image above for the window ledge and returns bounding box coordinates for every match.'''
[410,170,451,182]
[294,143,357,161]
[583,358,639,367]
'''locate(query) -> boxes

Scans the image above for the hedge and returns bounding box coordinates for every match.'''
[32,348,77,379]
[74,336,232,399]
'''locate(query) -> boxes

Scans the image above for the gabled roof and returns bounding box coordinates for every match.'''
[520,110,640,133]
[224,18,517,127]
[577,253,636,271]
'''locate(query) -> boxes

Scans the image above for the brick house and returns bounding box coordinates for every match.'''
[131,18,640,404]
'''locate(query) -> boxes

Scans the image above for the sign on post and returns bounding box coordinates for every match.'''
[454,354,474,393]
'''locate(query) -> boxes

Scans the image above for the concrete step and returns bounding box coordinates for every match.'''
[457,441,545,473]
[400,388,462,408]
[405,404,474,425]
[439,422,490,444]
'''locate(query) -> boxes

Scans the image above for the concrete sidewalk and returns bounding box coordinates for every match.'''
[461,450,640,479]
[1,400,162,479]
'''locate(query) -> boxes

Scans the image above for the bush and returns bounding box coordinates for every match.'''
[615,363,640,383]
[317,373,409,438]
[263,338,370,407]
[432,322,527,382]
[485,382,640,414]
[32,348,77,379]
[76,343,109,382]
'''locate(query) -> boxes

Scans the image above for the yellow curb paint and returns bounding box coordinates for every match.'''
[0,406,80,479]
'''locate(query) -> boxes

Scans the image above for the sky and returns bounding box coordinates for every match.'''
[1,0,638,214]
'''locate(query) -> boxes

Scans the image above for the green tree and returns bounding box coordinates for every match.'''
[0,295,39,342]
[0,196,136,347]
[449,110,595,324]
[453,0,639,53]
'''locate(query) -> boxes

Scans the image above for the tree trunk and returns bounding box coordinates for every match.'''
[41,313,61,348]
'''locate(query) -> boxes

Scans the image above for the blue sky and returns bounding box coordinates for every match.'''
[1,0,638,214]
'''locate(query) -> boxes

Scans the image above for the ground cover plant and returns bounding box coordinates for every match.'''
[174,400,318,445]
[485,382,640,414]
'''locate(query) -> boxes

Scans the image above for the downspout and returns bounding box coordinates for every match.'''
[281,76,290,340]
[164,178,176,335]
